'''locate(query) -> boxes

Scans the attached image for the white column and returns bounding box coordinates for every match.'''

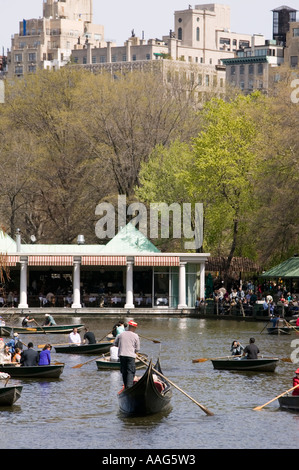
[178,262,187,309]
[18,257,28,309]
[200,262,205,300]
[124,259,135,309]
[72,257,82,309]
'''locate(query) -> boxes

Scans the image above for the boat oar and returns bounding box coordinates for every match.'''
[34,320,47,334]
[72,351,110,369]
[260,321,270,334]
[98,330,113,342]
[253,384,299,411]
[192,355,242,363]
[139,334,161,344]
[284,319,299,334]
[4,376,10,387]
[136,353,214,416]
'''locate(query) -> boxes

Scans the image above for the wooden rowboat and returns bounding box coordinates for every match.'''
[0,363,64,378]
[0,385,23,406]
[54,342,111,355]
[278,395,299,411]
[118,359,172,416]
[0,324,85,336]
[267,327,292,335]
[96,354,147,371]
[211,357,279,372]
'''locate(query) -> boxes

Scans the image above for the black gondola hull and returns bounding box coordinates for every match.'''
[118,360,172,416]
[279,395,299,411]
[0,386,23,406]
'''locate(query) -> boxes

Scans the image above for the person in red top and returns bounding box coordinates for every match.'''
[292,369,299,396]
[296,317,299,327]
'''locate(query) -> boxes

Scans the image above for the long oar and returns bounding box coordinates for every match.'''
[136,353,214,416]
[34,320,47,334]
[98,330,113,342]
[253,384,299,411]
[284,319,299,335]
[139,334,161,344]
[4,376,10,387]
[192,355,242,363]
[260,321,270,334]
[72,351,110,369]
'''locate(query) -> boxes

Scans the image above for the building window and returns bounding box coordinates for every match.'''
[132,54,136,61]
[249,64,254,74]
[205,75,210,86]
[240,65,245,75]
[112,55,117,62]
[73,57,78,63]
[146,54,150,60]
[220,38,230,45]
[92,56,96,64]
[230,66,236,75]
[196,27,200,41]
[28,53,36,62]
[15,65,23,75]
[198,74,202,85]
[258,63,263,74]
[14,54,22,62]
[291,56,298,68]
[122,55,127,61]
[28,65,36,73]
[178,28,183,40]
[100,56,106,63]
[83,57,87,64]
[239,40,250,48]
[293,28,299,37]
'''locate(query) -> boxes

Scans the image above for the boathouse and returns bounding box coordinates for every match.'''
[0,225,210,311]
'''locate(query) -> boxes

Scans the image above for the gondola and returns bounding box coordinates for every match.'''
[53,342,112,354]
[267,327,293,335]
[0,323,85,336]
[0,385,23,406]
[118,359,172,416]
[211,357,279,372]
[0,363,64,378]
[278,395,299,411]
[96,354,147,371]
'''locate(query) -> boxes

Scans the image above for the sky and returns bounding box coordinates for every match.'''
[0,0,298,52]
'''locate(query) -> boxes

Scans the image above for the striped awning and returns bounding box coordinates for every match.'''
[81,256,127,266]
[28,255,74,266]
[1,255,20,266]
[134,256,180,267]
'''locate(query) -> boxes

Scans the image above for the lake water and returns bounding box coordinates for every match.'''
[0,315,298,450]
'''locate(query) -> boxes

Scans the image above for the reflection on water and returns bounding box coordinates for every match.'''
[0,316,298,449]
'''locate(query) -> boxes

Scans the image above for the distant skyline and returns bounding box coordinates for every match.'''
[1,0,298,52]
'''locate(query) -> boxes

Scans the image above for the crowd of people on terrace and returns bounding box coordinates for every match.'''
[207,280,299,317]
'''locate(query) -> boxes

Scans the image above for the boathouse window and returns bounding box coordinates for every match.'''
[178,27,183,40]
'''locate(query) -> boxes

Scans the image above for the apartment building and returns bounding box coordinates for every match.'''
[72,4,261,66]
[7,0,105,78]
[222,37,284,94]
[285,21,299,68]
[222,5,298,94]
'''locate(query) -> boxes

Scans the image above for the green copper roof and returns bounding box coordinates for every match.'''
[101,223,160,254]
[261,257,299,278]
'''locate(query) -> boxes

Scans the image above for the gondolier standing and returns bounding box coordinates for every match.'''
[114,320,140,388]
